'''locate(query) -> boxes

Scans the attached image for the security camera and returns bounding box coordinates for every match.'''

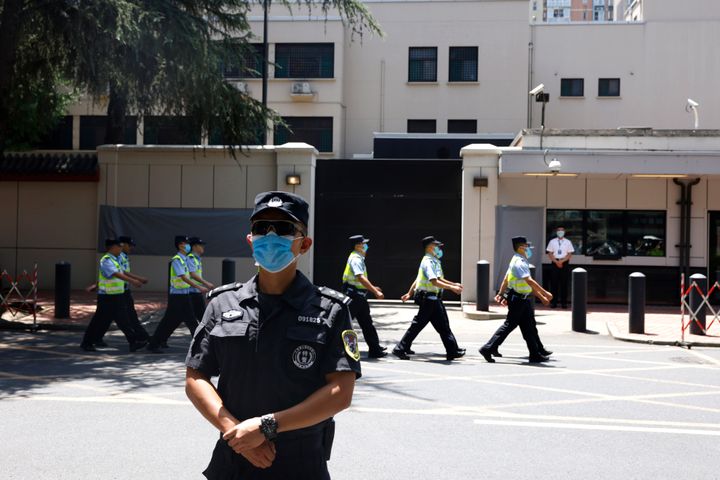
[686,98,700,129]
[548,158,562,173]
[687,98,699,108]
[529,84,545,96]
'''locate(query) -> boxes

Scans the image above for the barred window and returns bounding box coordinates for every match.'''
[449,47,478,82]
[223,44,265,79]
[448,119,477,134]
[274,117,333,152]
[407,119,436,133]
[275,44,334,79]
[80,116,137,149]
[598,78,620,97]
[561,78,584,97]
[408,47,437,82]
[36,116,73,150]
[143,116,201,145]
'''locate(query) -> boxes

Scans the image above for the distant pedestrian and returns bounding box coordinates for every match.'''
[393,236,465,361]
[341,235,387,358]
[546,226,574,309]
[187,237,215,322]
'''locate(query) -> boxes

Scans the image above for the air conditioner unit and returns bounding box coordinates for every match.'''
[229,80,249,94]
[291,81,312,95]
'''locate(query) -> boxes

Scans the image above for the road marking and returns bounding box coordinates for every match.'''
[686,348,720,366]
[4,395,188,406]
[472,419,720,437]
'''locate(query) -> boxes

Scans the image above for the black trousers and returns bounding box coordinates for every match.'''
[347,292,382,353]
[482,296,543,355]
[149,294,199,348]
[81,294,141,346]
[549,261,570,307]
[190,292,207,322]
[94,290,149,342]
[395,297,459,354]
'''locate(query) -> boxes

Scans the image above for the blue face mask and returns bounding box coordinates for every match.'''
[252,233,300,273]
[433,246,443,259]
[525,246,533,259]
[362,244,369,253]
[183,244,191,254]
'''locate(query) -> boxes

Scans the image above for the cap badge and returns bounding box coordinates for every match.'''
[268,197,283,207]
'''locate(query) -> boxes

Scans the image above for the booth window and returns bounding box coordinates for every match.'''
[274,116,333,152]
[275,43,334,79]
[408,47,438,82]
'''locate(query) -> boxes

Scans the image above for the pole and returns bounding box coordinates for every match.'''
[222,259,236,286]
[476,260,489,311]
[571,267,587,332]
[689,273,707,335]
[54,262,71,319]
[628,272,645,334]
[261,0,269,144]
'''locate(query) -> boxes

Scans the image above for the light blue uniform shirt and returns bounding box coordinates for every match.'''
[169,253,191,295]
[418,254,443,291]
[187,253,202,294]
[98,254,121,295]
[348,254,366,276]
[119,252,130,291]
[510,253,531,279]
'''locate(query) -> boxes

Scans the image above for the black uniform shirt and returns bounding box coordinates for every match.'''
[186,272,361,425]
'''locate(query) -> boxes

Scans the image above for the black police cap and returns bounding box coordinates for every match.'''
[117,235,136,246]
[512,236,529,248]
[174,235,189,247]
[421,236,444,248]
[349,234,369,247]
[251,191,309,227]
[105,238,122,248]
[189,236,206,246]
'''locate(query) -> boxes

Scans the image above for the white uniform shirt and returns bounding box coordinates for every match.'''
[546,237,575,260]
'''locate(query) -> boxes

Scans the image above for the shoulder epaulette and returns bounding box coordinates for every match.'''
[207,282,243,300]
[317,286,351,305]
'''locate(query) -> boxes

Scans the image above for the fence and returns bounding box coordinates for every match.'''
[0,265,39,330]
[680,273,719,342]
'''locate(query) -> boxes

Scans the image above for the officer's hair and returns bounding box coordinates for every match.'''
[512,240,525,251]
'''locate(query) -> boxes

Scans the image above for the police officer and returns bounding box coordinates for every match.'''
[546,226,574,308]
[392,236,465,361]
[188,236,215,322]
[341,234,387,358]
[80,238,147,352]
[147,235,208,353]
[185,191,361,479]
[479,236,553,364]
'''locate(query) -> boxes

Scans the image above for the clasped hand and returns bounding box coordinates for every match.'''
[223,417,276,468]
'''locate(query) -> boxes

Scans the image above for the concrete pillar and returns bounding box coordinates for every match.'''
[459,144,501,303]
[274,143,318,280]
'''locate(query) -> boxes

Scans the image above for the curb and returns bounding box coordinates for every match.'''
[462,305,506,321]
[605,321,720,348]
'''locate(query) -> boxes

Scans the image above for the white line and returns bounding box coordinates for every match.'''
[686,348,720,366]
[472,419,720,437]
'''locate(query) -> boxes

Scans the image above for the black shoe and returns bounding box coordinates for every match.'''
[94,340,108,348]
[406,348,415,355]
[380,346,388,352]
[129,340,148,352]
[539,349,553,356]
[392,348,410,360]
[147,343,163,354]
[528,354,550,363]
[80,343,97,352]
[446,348,466,361]
[368,350,388,359]
[491,349,503,357]
[479,348,496,363]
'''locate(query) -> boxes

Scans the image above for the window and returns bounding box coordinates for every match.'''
[223,44,264,79]
[448,119,477,134]
[275,43,334,79]
[408,47,437,82]
[274,117,333,152]
[79,116,137,149]
[407,119,436,133]
[598,78,620,97]
[36,116,73,150]
[546,210,666,257]
[449,47,478,82]
[143,116,201,145]
[560,78,584,97]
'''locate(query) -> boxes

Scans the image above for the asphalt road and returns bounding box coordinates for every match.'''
[1,305,719,479]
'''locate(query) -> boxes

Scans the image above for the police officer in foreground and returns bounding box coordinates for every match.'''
[341,235,387,358]
[392,236,465,361]
[147,235,208,353]
[188,236,215,321]
[185,191,361,479]
[80,238,147,352]
[479,236,553,364]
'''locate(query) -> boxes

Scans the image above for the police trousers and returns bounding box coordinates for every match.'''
[93,290,149,343]
[149,294,198,348]
[482,296,542,355]
[345,290,382,353]
[190,292,207,322]
[81,294,141,345]
[396,296,460,354]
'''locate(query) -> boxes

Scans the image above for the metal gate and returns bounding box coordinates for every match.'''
[313,159,462,299]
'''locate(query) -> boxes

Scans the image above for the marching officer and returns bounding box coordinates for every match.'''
[188,236,215,322]
[546,226,574,309]
[392,236,465,361]
[147,235,208,353]
[341,234,387,358]
[80,238,148,352]
[479,236,553,364]
[185,191,361,479]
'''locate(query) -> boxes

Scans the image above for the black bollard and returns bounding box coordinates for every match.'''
[628,272,645,334]
[54,262,71,319]
[571,267,587,332]
[476,260,489,311]
[689,273,707,335]
[222,259,236,285]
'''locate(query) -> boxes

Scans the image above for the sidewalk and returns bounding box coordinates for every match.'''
[463,303,720,347]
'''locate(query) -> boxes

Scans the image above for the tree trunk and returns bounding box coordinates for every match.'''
[0,0,26,152]
[104,83,128,144]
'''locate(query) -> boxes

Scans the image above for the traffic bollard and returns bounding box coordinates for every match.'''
[476,260,489,311]
[628,272,645,334]
[222,259,236,285]
[571,268,587,332]
[54,262,71,319]
[689,273,707,335]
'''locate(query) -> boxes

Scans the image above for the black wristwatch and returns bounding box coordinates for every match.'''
[260,413,278,441]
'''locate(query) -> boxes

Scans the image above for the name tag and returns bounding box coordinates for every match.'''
[298,315,323,325]
[557,250,563,256]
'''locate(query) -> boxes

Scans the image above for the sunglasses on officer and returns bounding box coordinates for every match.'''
[251,219,306,237]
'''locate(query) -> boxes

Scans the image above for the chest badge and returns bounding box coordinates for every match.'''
[342,330,361,361]
[221,310,243,320]
[292,345,317,369]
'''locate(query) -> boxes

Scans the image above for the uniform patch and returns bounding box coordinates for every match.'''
[221,310,243,320]
[268,197,283,207]
[292,345,317,369]
[342,330,360,361]
[298,315,322,325]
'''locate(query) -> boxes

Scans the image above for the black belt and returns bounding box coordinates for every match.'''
[507,290,532,301]
[342,283,368,298]
[414,290,442,301]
